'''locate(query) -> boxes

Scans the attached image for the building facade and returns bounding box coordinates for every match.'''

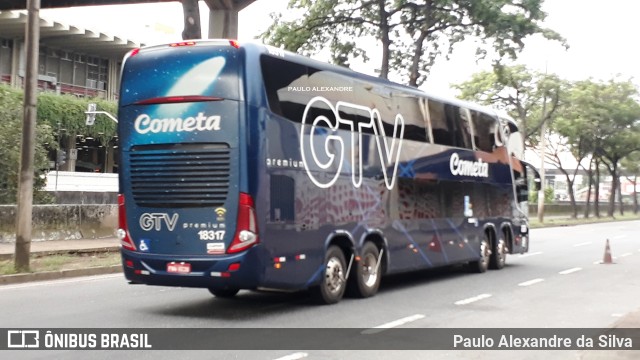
[0,10,139,100]
[0,11,141,190]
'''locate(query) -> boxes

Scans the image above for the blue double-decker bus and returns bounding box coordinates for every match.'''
[117,40,540,304]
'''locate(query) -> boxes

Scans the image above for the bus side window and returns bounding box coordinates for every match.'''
[429,100,454,146]
[471,111,498,152]
[260,55,308,121]
[444,104,472,149]
[396,94,428,142]
[457,107,474,149]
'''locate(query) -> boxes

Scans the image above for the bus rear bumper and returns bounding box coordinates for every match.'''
[120,247,263,289]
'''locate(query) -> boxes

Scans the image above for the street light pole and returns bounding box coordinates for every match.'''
[14,0,41,272]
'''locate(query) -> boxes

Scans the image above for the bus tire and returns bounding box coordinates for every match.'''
[311,245,347,304]
[469,234,490,273]
[347,242,382,298]
[489,234,507,270]
[208,287,239,298]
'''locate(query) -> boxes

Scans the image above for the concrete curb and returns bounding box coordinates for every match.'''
[0,265,122,285]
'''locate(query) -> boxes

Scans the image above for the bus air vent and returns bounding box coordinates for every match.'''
[128,143,230,208]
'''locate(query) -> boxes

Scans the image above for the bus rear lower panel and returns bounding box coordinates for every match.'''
[121,246,264,289]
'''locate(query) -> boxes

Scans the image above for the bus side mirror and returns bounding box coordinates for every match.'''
[520,160,542,192]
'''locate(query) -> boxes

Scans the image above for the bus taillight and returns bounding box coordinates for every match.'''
[170,41,196,47]
[117,194,136,251]
[227,193,259,254]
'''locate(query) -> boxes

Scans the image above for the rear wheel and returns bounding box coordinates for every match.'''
[490,233,507,270]
[311,245,347,304]
[347,242,382,298]
[208,287,239,298]
[469,234,490,273]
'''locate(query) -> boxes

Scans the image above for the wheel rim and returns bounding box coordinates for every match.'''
[361,253,378,288]
[497,238,506,264]
[480,239,490,266]
[325,257,345,294]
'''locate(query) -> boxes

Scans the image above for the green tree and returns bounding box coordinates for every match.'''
[0,85,55,204]
[454,64,566,148]
[539,131,589,218]
[621,153,640,213]
[557,79,640,217]
[37,93,117,172]
[263,0,565,87]
[0,85,118,204]
[37,93,117,146]
[529,186,553,204]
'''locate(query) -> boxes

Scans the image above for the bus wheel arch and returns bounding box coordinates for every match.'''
[347,234,387,298]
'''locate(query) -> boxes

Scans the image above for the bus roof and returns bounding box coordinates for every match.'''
[129,39,519,132]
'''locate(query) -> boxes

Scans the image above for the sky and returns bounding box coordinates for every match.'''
[39,0,640,96]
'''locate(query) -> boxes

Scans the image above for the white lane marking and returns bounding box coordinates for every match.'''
[620,253,632,257]
[273,353,309,360]
[518,252,543,258]
[518,278,545,287]
[362,314,426,334]
[559,267,582,275]
[0,274,122,291]
[573,242,592,247]
[454,293,492,306]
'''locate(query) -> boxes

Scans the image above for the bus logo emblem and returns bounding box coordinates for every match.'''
[450,153,489,178]
[214,207,226,221]
[139,213,179,232]
[300,96,405,190]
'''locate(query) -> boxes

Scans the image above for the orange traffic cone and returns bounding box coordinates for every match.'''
[602,239,613,264]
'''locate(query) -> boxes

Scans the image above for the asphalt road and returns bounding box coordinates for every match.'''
[1,221,639,359]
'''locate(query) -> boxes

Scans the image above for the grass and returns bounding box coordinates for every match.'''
[529,212,640,228]
[0,251,121,275]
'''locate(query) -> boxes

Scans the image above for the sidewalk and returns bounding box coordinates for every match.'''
[0,238,121,285]
[579,309,640,359]
[0,237,119,259]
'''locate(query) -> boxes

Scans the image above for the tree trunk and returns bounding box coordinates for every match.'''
[378,0,390,79]
[584,158,593,219]
[565,173,577,219]
[634,175,638,214]
[617,176,624,216]
[607,164,617,217]
[409,30,428,87]
[594,158,600,218]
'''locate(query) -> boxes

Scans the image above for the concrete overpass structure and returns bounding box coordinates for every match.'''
[0,0,256,38]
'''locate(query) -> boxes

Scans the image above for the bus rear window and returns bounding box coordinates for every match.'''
[119,44,241,106]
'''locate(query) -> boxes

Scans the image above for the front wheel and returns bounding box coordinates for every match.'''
[311,245,347,304]
[469,234,490,273]
[347,242,382,298]
[208,287,239,298]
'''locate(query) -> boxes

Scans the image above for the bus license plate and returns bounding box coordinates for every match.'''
[167,262,191,274]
